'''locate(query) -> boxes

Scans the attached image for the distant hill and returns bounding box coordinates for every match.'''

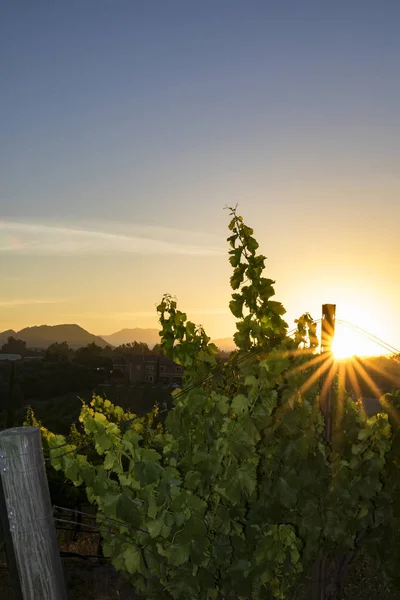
[212,338,237,352]
[101,328,161,349]
[0,329,17,345]
[102,328,237,352]
[0,323,237,352]
[0,324,110,350]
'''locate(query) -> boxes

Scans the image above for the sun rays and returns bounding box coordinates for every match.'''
[266,321,400,434]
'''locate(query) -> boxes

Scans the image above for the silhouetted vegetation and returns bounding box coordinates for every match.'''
[1,335,27,355]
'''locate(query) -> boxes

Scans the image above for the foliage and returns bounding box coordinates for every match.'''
[152,344,164,356]
[40,339,162,366]
[113,342,152,357]
[1,335,27,355]
[45,341,75,363]
[73,343,113,369]
[38,207,398,599]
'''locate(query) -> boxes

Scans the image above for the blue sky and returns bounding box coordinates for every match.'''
[1,1,399,353]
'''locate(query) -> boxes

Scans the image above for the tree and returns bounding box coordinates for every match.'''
[114,342,151,357]
[44,341,74,363]
[151,343,164,356]
[1,336,27,356]
[74,343,112,369]
[38,208,398,599]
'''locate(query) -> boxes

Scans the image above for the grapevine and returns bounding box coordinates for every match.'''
[34,206,397,599]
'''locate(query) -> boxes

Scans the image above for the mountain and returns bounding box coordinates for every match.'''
[0,330,18,345]
[0,324,110,350]
[101,328,161,349]
[0,323,236,352]
[212,338,237,352]
[102,328,237,352]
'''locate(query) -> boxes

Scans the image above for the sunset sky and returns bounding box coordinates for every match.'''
[1,2,399,356]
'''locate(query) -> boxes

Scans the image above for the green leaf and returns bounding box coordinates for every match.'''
[148,517,163,538]
[147,494,158,519]
[230,264,246,290]
[229,296,245,319]
[94,431,112,454]
[64,460,82,485]
[231,394,249,415]
[352,443,363,455]
[237,463,257,497]
[116,492,141,526]
[229,248,242,267]
[104,451,118,471]
[275,477,297,508]
[123,547,141,574]
[166,542,190,566]
[185,470,203,491]
[358,428,372,441]
[357,505,368,519]
[142,448,161,461]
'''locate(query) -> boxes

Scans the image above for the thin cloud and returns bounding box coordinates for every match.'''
[0,298,70,307]
[64,308,229,320]
[1,276,31,282]
[0,221,224,257]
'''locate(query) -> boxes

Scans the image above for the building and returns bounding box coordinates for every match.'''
[0,353,22,362]
[113,354,184,386]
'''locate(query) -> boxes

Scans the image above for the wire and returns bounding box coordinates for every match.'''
[53,516,166,565]
[59,551,106,560]
[44,443,92,461]
[54,517,101,534]
[55,525,100,535]
[336,319,400,355]
[53,505,147,535]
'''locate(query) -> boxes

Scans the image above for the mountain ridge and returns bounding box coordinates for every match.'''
[0,324,236,351]
[101,329,236,351]
[101,328,161,349]
[0,324,109,350]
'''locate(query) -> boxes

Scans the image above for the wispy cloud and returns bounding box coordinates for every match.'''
[0,220,224,257]
[1,276,31,282]
[0,298,70,308]
[63,308,229,320]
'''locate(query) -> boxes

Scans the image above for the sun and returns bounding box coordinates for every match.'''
[331,326,383,360]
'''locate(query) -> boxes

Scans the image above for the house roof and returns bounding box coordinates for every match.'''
[0,353,22,361]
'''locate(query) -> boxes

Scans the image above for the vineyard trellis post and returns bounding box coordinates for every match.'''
[311,303,336,600]
[320,303,336,443]
[0,426,68,600]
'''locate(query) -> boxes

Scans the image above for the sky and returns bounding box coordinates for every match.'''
[1,1,400,355]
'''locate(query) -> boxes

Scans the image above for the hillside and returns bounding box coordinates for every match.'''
[0,323,237,352]
[102,328,237,352]
[0,329,17,345]
[0,324,109,350]
[212,338,237,352]
[101,328,161,349]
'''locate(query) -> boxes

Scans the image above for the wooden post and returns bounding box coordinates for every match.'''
[321,304,336,354]
[320,304,336,443]
[0,476,24,600]
[0,426,68,600]
[311,304,337,600]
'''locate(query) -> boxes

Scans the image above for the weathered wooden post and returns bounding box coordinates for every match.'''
[312,304,337,600]
[0,426,68,600]
[320,303,336,443]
